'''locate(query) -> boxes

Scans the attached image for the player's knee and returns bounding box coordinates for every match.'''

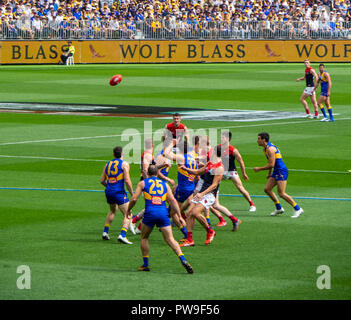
[264,187,271,194]
[277,190,286,198]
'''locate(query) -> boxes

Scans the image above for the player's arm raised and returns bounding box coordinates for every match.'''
[233,148,249,180]
[122,161,134,195]
[196,166,224,200]
[142,152,153,179]
[100,164,107,187]
[127,180,144,214]
[164,140,185,164]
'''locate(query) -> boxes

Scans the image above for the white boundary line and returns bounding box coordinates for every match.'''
[1,117,351,146]
[0,154,349,174]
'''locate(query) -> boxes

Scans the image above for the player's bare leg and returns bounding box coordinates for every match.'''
[310,93,319,118]
[276,180,304,218]
[300,93,312,117]
[231,176,256,211]
[102,204,117,240]
[160,226,193,273]
[264,178,284,216]
[117,203,133,244]
[181,204,215,246]
[212,193,241,231]
[138,223,153,271]
[130,208,144,235]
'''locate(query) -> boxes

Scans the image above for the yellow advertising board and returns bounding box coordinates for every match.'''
[1,40,351,64]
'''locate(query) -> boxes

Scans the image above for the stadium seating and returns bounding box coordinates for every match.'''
[0,0,350,40]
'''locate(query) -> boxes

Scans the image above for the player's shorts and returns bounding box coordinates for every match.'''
[191,192,216,210]
[271,168,289,181]
[195,177,204,192]
[142,210,171,229]
[105,190,129,205]
[303,87,315,96]
[223,170,239,180]
[320,90,328,97]
[175,187,194,203]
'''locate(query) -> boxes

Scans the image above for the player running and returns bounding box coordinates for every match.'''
[179,145,226,247]
[219,131,256,212]
[296,59,319,119]
[253,132,304,218]
[101,146,134,244]
[127,165,193,274]
[313,63,334,122]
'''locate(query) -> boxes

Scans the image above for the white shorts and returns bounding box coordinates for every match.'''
[303,87,315,96]
[195,177,204,192]
[223,170,239,180]
[191,193,216,210]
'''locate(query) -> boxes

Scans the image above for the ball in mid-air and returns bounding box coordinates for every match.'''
[109,74,122,86]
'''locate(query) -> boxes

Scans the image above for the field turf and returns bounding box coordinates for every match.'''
[0,63,350,300]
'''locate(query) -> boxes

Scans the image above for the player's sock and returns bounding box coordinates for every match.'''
[178,253,187,263]
[306,110,310,115]
[132,215,141,224]
[327,106,334,121]
[228,215,238,223]
[103,224,110,234]
[320,105,328,118]
[137,223,142,230]
[249,200,255,207]
[314,111,319,117]
[292,202,301,211]
[142,256,149,267]
[120,227,128,237]
[205,212,211,225]
[187,231,193,241]
[218,215,225,223]
[275,201,282,210]
[179,225,187,238]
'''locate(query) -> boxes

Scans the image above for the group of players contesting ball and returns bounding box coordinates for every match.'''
[99,61,334,274]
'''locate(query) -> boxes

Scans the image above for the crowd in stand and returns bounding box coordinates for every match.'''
[1,0,351,39]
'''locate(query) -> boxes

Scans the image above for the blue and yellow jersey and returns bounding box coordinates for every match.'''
[157,150,170,178]
[105,158,125,192]
[177,153,198,191]
[143,177,168,214]
[264,142,287,171]
[189,147,199,161]
[319,71,329,93]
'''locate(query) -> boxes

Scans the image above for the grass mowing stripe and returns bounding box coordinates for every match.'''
[0,155,107,162]
[0,155,349,174]
[1,187,350,201]
[1,117,351,146]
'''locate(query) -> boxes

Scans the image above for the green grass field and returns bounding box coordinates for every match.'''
[0,63,350,300]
